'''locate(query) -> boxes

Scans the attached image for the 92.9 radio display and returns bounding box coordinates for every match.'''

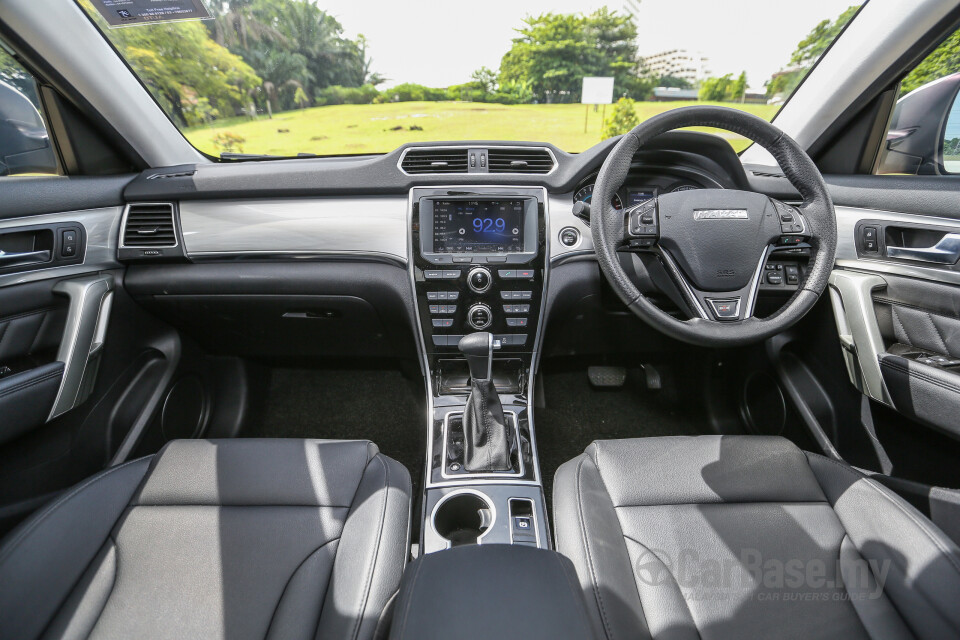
[432,199,525,253]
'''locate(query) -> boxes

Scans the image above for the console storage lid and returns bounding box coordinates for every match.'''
[388,544,598,640]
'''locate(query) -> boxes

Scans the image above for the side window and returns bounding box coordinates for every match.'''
[877,28,960,176]
[0,43,58,177]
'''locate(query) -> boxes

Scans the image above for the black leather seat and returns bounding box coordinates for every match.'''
[0,438,411,640]
[554,435,960,640]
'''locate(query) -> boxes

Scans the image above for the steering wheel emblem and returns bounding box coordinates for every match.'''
[693,209,749,220]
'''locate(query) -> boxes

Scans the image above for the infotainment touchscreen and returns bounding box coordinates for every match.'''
[431,199,525,253]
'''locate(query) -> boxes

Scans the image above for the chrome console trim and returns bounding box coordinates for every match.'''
[408,185,549,490]
[179,197,408,263]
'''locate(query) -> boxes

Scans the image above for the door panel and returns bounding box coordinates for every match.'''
[0,189,182,536]
[823,190,960,495]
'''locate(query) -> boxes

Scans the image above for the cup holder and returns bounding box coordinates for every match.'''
[432,490,495,547]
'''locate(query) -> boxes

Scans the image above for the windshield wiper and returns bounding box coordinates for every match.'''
[220,152,321,161]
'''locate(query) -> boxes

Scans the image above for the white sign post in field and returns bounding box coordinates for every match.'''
[581,77,615,133]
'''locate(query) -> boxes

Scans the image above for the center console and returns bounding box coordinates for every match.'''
[408,186,550,553]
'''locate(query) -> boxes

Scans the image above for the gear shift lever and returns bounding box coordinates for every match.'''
[458,333,512,472]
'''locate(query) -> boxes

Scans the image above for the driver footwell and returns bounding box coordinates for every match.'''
[536,361,711,508]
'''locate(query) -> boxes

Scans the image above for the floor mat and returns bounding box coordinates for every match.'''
[535,367,709,508]
[241,366,425,527]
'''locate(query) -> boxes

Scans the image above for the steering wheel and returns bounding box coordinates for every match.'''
[591,106,837,347]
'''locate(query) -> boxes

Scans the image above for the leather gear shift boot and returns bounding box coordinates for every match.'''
[463,378,512,472]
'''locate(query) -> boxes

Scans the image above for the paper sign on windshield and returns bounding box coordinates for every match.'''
[90,0,211,28]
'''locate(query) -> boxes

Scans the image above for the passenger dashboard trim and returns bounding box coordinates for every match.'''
[178,197,409,264]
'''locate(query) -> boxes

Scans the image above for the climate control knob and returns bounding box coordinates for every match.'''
[467,303,493,330]
[467,267,492,293]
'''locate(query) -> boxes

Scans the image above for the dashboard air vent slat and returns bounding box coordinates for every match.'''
[488,149,555,174]
[400,149,469,174]
[123,203,177,247]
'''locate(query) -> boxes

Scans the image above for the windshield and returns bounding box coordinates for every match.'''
[78,0,861,158]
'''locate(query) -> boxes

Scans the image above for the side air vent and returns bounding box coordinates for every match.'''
[488,148,555,174]
[400,148,469,174]
[122,203,177,247]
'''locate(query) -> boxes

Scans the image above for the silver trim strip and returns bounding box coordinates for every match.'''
[827,270,891,405]
[397,145,558,176]
[48,274,115,420]
[179,197,408,263]
[0,207,122,289]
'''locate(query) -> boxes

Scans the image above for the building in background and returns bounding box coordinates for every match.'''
[641,49,711,86]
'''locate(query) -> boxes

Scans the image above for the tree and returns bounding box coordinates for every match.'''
[207,0,377,109]
[657,75,691,89]
[766,5,860,98]
[699,74,733,101]
[602,97,639,138]
[730,71,747,102]
[499,8,642,103]
[902,30,960,94]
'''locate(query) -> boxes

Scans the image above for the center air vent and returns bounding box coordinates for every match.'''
[488,148,555,174]
[400,148,469,174]
[122,203,177,247]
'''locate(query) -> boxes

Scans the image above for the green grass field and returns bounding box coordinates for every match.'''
[183,101,780,157]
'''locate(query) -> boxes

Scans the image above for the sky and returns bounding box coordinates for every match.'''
[318,0,858,93]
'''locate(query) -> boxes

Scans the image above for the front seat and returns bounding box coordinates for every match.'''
[0,438,411,640]
[554,435,960,640]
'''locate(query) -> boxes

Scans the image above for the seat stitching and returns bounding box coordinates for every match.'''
[809,453,960,577]
[612,500,829,508]
[575,455,616,640]
[0,457,150,565]
[349,454,390,640]
[925,312,950,354]
[0,368,64,399]
[264,536,343,637]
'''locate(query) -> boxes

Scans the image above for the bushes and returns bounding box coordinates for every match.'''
[375,83,448,103]
[602,97,639,138]
[316,84,380,105]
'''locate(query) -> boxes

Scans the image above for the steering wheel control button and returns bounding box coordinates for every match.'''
[707,298,741,321]
[627,200,659,237]
[467,267,492,293]
[467,303,493,330]
[784,265,800,285]
[559,226,581,247]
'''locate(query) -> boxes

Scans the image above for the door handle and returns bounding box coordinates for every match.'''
[0,249,51,266]
[886,233,960,264]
